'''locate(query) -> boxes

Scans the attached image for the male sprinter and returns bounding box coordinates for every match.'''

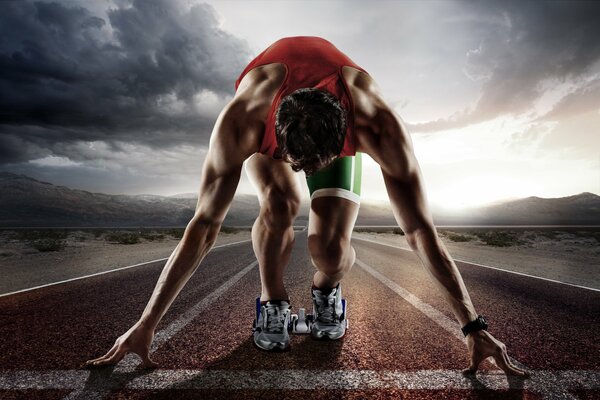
[86,36,528,377]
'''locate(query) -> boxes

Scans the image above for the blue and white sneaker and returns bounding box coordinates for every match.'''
[252,300,291,351]
[310,283,347,340]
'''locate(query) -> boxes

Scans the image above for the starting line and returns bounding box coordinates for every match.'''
[0,369,597,392]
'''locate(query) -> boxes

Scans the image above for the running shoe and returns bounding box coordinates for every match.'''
[253,300,291,351]
[310,282,347,340]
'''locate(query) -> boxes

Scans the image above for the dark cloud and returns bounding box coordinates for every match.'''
[411,0,600,133]
[0,130,51,163]
[0,0,251,164]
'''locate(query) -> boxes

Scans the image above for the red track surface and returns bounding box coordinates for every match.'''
[0,233,598,399]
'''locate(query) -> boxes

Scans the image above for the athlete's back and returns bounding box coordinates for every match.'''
[232,49,380,159]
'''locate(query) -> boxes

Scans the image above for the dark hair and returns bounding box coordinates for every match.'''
[275,88,347,176]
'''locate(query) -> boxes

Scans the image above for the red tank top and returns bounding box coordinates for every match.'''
[234,36,369,158]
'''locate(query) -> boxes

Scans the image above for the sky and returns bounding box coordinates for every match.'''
[1,0,599,211]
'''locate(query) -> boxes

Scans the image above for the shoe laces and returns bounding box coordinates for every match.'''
[314,289,338,323]
[263,304,289,333]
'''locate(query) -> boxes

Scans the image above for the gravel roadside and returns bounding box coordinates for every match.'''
[0,229,252,295]
[352,230,600,290]
[3,228,598,295]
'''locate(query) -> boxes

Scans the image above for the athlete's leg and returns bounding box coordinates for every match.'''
[245,152,302,302]
[306,153,362,290]
[308,197,359,289]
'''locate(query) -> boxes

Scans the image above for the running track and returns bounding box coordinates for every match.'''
[0,232,598,399]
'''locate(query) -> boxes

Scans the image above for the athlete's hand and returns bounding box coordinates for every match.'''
[85,321,158,368]
[463,330,530,377]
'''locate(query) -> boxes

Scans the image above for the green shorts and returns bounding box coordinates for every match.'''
[306,152,362,205]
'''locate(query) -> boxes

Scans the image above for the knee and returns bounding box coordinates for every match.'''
[308,234,353,273]
[260,188,301,231]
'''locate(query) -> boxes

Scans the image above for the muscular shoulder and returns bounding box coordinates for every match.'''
[227,63,286,152]
[342,67,399,144]
[223,64,285,155]
[234,63,286,116]
[342,66,414,177]
[342,66,389,123]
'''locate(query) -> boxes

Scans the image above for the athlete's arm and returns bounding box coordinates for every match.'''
[85,99,256,368]
[360,93,528,377]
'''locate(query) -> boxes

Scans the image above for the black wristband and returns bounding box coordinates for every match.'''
[461,315,488,337]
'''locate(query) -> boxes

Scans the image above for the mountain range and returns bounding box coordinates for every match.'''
[0,171,598,227]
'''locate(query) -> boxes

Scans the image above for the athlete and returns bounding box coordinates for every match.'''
[86,36,529,377]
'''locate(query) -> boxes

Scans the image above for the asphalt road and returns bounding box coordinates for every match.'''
[0,232,598,399]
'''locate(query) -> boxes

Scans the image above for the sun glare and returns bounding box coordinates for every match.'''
[429,173,536,211]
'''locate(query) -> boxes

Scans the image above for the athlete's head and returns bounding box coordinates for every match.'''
[275,88,347,176]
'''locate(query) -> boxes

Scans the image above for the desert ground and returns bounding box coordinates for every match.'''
[1,227,598,295]
[353,227,600,290]
[0,227,252,295]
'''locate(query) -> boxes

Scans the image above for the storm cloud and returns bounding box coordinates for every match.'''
[0,0,252,164]
[1,0,597,201]
[410,0,600,133]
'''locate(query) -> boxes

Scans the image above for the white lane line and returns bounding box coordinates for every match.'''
[0,370,90,390]
[353,236,600,292]
[148,259,259,354]
[118,259,259,371]
[354,257,586,400]
[353,236,412,252]
[0,238,253,298]
[355,258,532,372]
[355,257,465,343]
[0,369,597,392]
[62,258,259,400]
